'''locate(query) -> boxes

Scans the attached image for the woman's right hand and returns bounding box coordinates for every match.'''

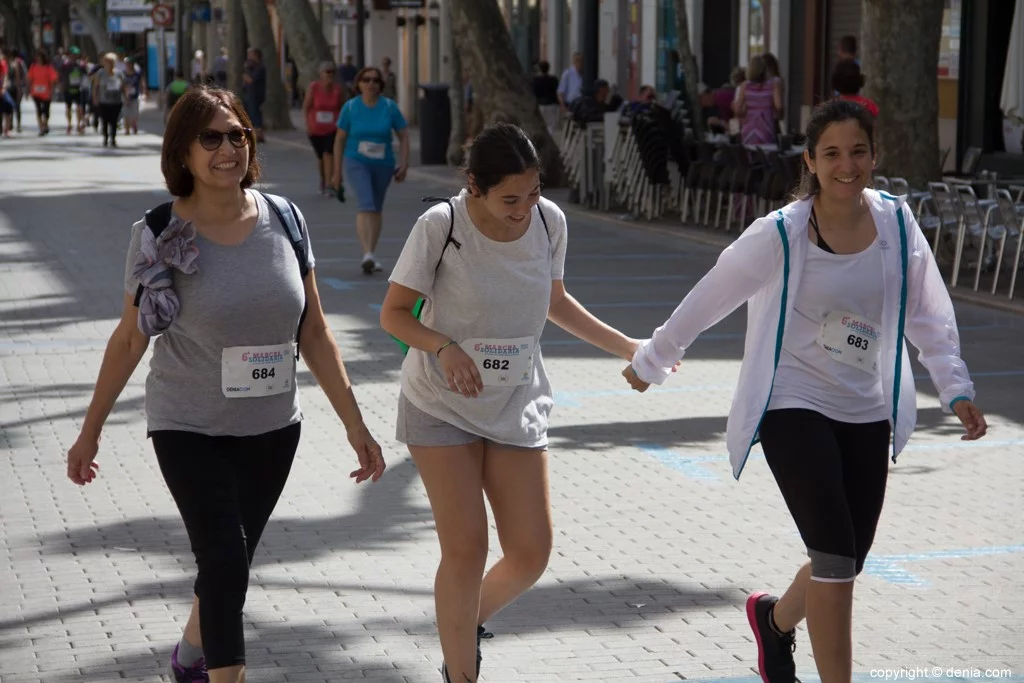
[67,434,100,486]
[437,342,484,398]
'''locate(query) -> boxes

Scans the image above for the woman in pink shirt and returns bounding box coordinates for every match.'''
[26,50,59,136]
[303,61,346,196]
[734,55,781,145]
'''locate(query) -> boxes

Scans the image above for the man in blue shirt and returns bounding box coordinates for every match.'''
[557,52,584,112]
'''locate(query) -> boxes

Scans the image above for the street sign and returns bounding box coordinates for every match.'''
[108,14,154,33]
[151,3,174,27]
[70,19,87,35]
[107,0,149,11]
[191,2,211,22]
[332,5,354,24]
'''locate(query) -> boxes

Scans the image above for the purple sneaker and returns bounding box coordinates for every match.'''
[170,643,209,683]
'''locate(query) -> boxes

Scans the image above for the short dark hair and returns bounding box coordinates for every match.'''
[463,123,540,195]
[831,59,865,96]
[839,35,858,55]
[35,49,50,64]
[161,86,260,197]
[797,99,876,199]
[538,60,550,74]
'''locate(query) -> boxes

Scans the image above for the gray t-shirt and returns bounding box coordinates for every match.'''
[389,190,568,447]
[95,69,124,104]
[124,190,315,437]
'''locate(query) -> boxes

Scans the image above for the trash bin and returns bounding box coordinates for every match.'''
[419,84,451,165]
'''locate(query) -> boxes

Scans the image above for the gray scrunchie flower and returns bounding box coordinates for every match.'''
[132,216,200,336]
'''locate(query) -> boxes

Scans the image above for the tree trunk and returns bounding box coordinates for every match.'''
[862,0,944,187]
[226,0,247,96]
[240,0,292,130]
[274,0,333,93]
[449,0,563,185]
[69,0,114,55]
[179,0,194,78]
[445,6,466,167]
[672,0,702,136]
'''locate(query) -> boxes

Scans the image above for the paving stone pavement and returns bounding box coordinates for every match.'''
[1,102,1022,683]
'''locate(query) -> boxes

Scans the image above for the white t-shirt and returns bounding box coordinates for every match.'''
[768,235,890,423]
[389,191,568,447]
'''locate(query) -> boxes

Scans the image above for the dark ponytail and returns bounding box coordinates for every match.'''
[796,98,877,199]
[462,122,540,195]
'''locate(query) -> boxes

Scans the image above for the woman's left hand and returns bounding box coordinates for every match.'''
[952,400,988,441]
[347,423,386,483]
[394,164,408,182]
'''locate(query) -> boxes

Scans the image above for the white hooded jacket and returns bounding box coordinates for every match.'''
[632,189,975,479]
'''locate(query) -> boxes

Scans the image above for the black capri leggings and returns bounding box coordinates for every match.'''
[97,102,122,141]
[758,408,890,580]
[152,422,301,669]
[32,96,51,119]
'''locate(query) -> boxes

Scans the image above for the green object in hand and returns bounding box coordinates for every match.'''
[392,297,426,355]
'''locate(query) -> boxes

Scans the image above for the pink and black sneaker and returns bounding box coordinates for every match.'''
[746,592,799,683]
[169,643,209,683]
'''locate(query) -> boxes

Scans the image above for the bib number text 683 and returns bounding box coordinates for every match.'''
[846,335,870,350]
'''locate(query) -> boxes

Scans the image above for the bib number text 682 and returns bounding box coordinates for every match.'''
[481,358,510,370]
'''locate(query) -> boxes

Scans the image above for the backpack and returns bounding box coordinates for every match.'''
[391,196,550,355]
[134,192,310,357]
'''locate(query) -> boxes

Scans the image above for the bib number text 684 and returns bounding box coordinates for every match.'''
[252,367,277,380]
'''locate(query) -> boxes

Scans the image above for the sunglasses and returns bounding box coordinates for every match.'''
[360,77,382,84]
[197,127,251,151]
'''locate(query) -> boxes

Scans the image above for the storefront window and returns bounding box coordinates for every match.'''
[938,0,961,78]
[748,0,769,58]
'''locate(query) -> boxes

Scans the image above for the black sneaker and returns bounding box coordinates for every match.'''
[746,592,798,683]
[440,626,491,681]
[360,255,374,275]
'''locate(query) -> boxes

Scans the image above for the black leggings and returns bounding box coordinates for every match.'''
[32,96,51,119]
[758,408,890,580]
[97,102,122,142]
[152,422,301,669]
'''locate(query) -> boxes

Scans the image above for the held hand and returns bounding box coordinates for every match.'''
[67,435,100,485]
[347,423,386,483]
[953,400,987,441]
[622,338,680,372]
[621,364,650,393]
[394,165,408,182]
[437,342,484,398]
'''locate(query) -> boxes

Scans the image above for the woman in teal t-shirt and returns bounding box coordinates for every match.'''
[331,65,410,276]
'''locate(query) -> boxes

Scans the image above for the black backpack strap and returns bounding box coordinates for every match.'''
[422,196,460,273]
[133,201,174,307]
[260,191,310,359]
[536,204,550,240]
[260,191,310,278]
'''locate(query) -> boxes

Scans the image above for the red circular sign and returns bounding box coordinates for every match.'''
[151,3,173,27]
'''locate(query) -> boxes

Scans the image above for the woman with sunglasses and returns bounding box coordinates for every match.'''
[66,87,385,683]
[331,65,410,275]
[303,61,345,196]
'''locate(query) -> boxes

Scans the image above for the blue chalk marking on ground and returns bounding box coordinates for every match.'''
[322,277,354,290]
[368,303,382,312]
[554,383,733,408]
[864,545,1024,587]
[637,444,724,483]
[673,676,1024,683]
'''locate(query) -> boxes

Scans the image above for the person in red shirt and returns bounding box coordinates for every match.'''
[302,61,346,196]
[832,58,879,119]
[26,49,59,135]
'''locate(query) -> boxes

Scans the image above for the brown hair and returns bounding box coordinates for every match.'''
[161,86,260,197]
[354,66,383,89]
[796,98,876,199]
[746,55,767,84]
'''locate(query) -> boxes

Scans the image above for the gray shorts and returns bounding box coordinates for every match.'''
[396,393,546,450]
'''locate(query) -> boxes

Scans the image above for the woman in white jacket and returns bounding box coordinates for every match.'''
[624,99,987,683]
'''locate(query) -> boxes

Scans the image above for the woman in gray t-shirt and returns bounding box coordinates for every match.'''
[65,87,385,682]
[381,123,639,682]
